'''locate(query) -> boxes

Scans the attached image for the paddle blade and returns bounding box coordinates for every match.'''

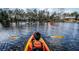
[50,36,64,38]
[9,36,17,40]
[9,35,19,40]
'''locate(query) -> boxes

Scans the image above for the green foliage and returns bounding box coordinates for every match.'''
[0,8,79,26]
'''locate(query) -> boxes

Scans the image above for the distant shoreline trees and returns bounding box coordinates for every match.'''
[0,8,79,27]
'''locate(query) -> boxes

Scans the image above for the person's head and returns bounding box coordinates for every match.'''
[34,32,41,41]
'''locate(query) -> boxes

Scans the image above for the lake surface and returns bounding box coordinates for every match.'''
[0,22,79,51]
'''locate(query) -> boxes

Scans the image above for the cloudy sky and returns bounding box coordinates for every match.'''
[2,8,79,13]
[27,8,79,13]
[44,8,79,13]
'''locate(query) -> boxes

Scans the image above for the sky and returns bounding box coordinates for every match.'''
[25,8,79,13]
[45,8,79,13]
[64,8,79,13]
[1,8,79,13]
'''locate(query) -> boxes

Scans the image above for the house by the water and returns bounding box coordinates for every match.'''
[64,16,79,22]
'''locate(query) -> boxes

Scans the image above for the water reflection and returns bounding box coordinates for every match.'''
[0,22,79,50]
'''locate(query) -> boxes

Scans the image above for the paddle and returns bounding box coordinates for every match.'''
[9,32,64,40]
[47,34,64,39]
[50,36,64,39]
[9,35,20,40]
[9,35,64,40]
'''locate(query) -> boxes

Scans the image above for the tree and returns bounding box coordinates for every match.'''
[71,12,79,20]
[0,9,10,27]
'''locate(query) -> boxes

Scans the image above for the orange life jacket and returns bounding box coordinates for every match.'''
[32,40,43,51]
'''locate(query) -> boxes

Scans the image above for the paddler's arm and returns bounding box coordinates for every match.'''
[24,35,34,51]
[27,43,32,51]
[43,44,50,51]
[40,38,50,51]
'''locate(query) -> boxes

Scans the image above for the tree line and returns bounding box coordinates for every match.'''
[0,8,79,27]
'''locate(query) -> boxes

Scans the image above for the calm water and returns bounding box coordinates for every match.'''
[0,22,79,51]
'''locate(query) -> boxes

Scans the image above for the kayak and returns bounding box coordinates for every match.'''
[24,34,50,51]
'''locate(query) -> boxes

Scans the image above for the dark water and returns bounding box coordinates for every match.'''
[0,22,79,51]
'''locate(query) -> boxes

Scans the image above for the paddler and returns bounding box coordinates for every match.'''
[25,32,49,51]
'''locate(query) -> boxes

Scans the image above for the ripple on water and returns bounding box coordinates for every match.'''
[0,23,79,51]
